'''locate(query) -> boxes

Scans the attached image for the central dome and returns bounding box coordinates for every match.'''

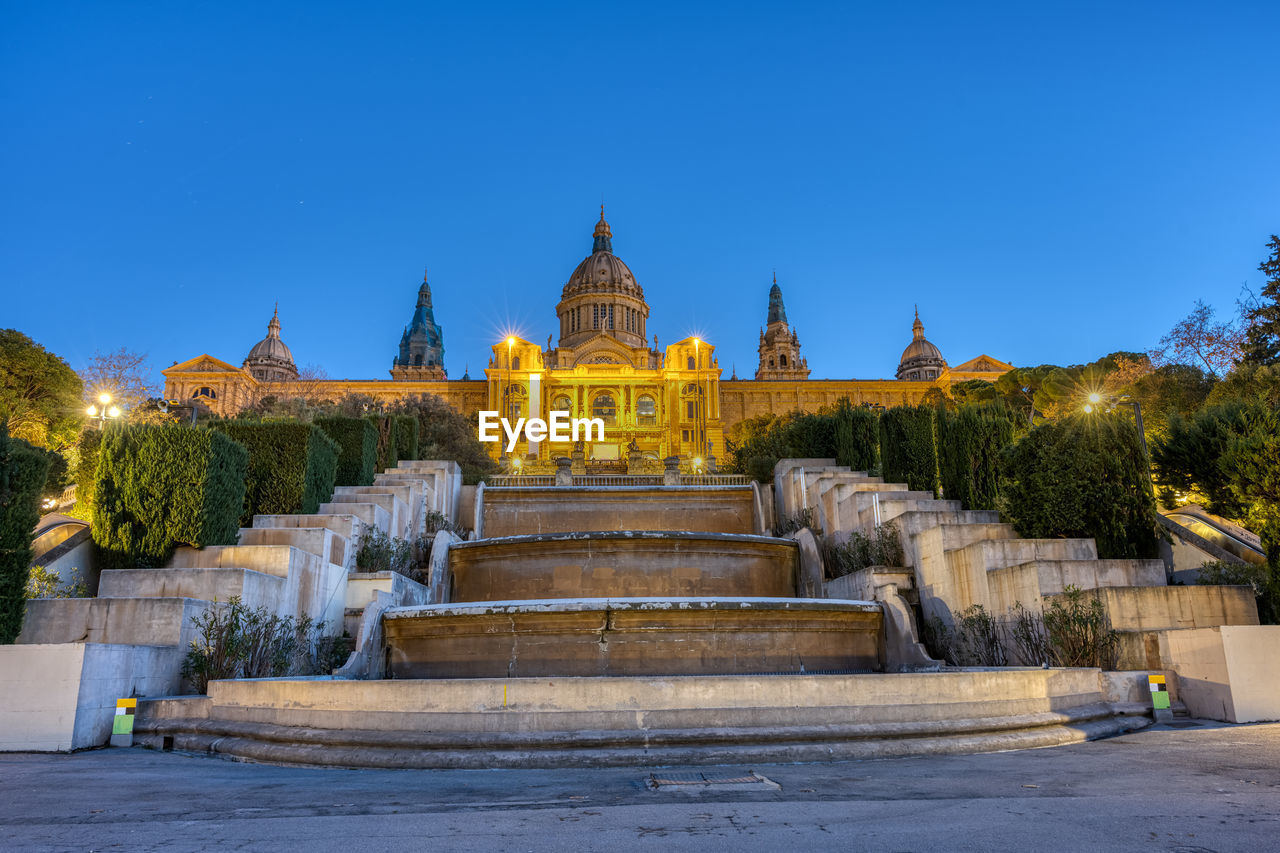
[560,209,644,301]
[554,208,651,353]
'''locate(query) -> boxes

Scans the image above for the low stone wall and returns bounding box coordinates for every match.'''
[1156,625,1280,722]
[1,643,185,751]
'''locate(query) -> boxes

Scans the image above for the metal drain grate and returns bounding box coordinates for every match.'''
[1162,720,1204,728]
[648,771,777,790]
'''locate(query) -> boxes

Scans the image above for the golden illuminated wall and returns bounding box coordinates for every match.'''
[164,349,1002,465]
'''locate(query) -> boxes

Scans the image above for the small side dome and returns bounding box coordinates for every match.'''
[243,305,299,381]
[896,307,947,381]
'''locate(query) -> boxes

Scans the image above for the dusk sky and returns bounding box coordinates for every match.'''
[3,2,1278,389]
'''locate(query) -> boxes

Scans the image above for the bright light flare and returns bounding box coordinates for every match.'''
[1087,392,1103,405]
[86,405,98,417]
[97,392,112,405]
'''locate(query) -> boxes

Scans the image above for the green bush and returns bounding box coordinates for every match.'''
[823,522,903,578]
[1001,414,1159,560]
[181,597,349,694]
[878,405,939,495]
[393,415,419,463]
[936,403,1016,511]
[833,399,879,473]
[74,427,102,514]
[211,422,339,525]
[92,425,248,569]
[314,416,377,487]
[0,424,51,643]
[365,415,399,474]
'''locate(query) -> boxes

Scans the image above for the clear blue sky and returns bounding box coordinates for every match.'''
[3,1,1277,388]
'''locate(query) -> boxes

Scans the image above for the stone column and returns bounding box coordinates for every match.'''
[555,457,572,486]
[663,456,680,486]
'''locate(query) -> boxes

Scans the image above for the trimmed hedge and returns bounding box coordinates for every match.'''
[0,425,51,643]
[394,415,419,462]
[936,403,1015,511]
[211,422,339,525]
[834,400,879,473]
[74,427,103,512]
[314,416,377,487]
[92,425,248,569]
[878,405,939,495]
[1001,414,1159,560]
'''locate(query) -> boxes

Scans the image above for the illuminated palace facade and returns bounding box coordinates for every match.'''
[163,210,1012,467]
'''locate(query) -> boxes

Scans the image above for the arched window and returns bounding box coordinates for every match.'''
[780,354,787,367]
[552,394,572,415]
[636,395,656,426]
[769,358,775,368]
[687,356,696,370]
[511,356,520,371]
[591,393,616,425]
[193,387,217,400]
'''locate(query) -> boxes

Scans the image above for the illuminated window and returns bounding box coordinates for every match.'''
[552,395,572,414]
[503,386,525,422]
[193,387,216,400]
[636,395,656,425]
[591,393,616,425]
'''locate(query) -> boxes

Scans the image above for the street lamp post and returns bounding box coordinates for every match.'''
[86,392,121,430]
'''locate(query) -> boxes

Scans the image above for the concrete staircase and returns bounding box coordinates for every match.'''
[777,460,1260,669]
[11,459,462,750]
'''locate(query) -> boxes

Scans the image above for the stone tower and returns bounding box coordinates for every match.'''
[755,275,810,380]
[391,270,446,380]
[243,305,299,382]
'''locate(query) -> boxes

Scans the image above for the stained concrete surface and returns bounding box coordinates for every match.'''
[1,721,1277,852]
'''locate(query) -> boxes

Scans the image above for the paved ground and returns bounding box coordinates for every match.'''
[2,720,1278,852]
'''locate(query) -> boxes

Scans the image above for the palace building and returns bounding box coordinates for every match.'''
[163,209,1012,466]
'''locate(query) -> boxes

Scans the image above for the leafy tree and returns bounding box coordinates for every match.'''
[390,394,497,485]
[1001,413,1160,560]
[1150,401,1267,518]
[1150,300,1243,379]
[1240,235,1280,367]
[0,329,83,450]
[1128,364,1216,437]
[79,348,165,422]
[1219,414,1280,622]
[951,379,997,406]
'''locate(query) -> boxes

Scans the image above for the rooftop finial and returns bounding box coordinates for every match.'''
[423,266,429,282]
[592,205,613,253]
[268,303,281,336]
[912,306,925,339]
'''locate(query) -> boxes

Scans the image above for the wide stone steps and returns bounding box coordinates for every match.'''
[132,668,1157,769]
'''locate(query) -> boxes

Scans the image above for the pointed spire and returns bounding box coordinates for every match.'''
[767,275,787,325]
[912,306,926,340]
[592,204,613,254]
[267,303,281,337]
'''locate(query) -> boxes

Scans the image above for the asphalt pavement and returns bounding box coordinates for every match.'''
[2,720,1278,852]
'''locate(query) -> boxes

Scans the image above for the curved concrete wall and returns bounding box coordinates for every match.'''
[448,532,799,601]
[481,486,755,537]
[383,598,882,678]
